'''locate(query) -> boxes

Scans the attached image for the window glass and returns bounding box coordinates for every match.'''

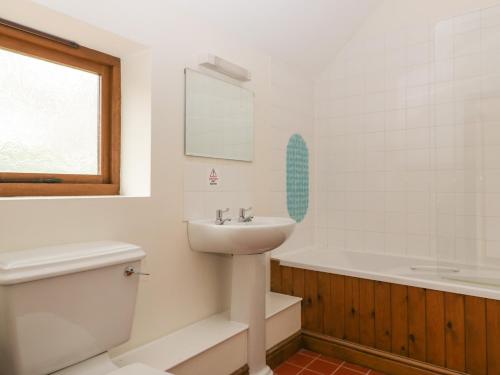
[0,48,100,175]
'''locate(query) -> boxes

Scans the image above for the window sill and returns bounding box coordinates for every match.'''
[0,193,151,201]
[0,183,120,198]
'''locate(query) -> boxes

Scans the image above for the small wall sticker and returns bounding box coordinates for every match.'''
[208,168,220,186]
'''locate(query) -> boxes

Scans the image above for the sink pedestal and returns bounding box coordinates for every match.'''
[188,216,296,374]
[231,254,273,375]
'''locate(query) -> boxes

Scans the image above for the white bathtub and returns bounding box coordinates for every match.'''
[273,249,500,300]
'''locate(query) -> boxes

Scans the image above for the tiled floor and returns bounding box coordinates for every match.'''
[274,349,386,375]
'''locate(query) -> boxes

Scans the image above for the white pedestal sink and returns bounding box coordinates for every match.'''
[188,217,295,375]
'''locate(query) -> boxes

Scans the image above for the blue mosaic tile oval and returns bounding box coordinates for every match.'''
[286,134,309,223]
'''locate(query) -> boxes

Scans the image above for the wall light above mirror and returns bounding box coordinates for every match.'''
[184,69,254,162]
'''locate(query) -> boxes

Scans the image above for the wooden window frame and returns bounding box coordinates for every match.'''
[0,23,121,197]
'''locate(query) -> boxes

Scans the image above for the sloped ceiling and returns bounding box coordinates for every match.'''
[166,0,382,74]
[34,0,382,75]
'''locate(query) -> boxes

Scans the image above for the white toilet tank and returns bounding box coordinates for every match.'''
[0,241,146,375]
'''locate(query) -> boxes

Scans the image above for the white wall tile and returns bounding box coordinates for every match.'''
[485,217,500,241]
[365,232,385,253]
[454,54,481,79]
[481,4,500,28]
[406,127,430,149]
[407,213,430,235]
[345,230,365,252]
[385,233,406,254]
[366,151,385,171]
[482,25,500,51]
[385,109,406,130]
[432,82,454,104]
[407,235,430,257]
[406,106,430,128]
[406,85,429,107]
[407,64,430,87]
[407,192,430,213]
[386,66,407,89]
[386,30,407,51]
[407,42,430,66]
[486,240,500,258]
[385,131,406,150]
[385,89,406,110]
[363,114,384,134]
[454,11,480,33]
[183,192,205,220]
[454,29,480,57]
[385,192,407,212]
[434,60,454,82]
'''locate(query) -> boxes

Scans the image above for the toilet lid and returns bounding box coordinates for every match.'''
[108,363,172,375]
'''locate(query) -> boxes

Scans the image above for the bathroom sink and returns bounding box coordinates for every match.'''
[187,217,295,255]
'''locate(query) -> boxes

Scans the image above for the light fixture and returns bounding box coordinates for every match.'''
[198,54,251,82]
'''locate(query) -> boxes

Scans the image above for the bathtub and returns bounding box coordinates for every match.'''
[273,249,500,300]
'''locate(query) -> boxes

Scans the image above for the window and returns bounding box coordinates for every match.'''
[0,21,121,197]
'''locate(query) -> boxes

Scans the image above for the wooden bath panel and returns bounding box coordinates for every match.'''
[270,259,499,375]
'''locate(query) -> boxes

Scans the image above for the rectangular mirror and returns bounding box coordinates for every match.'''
[185,69,254,161]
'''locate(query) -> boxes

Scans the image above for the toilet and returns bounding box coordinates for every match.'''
[0,241,172,375]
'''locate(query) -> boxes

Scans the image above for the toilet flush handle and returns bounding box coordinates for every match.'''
[124,266,150,277]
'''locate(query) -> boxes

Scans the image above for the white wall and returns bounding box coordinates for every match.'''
[315,0,500,266]
[0,0,315,358]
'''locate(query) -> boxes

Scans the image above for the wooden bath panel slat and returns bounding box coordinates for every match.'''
[304,270,321,332]
[407,286,426,362]
[465,296,487,375]
[270,260,282,293]
[425,290,446,367]
[359,279,375,347]
[332,274,345,340]
[391,284,409,357]
[444,293,465,372]
[318,272,333,336]
[344,276,360,343]
[281,266,294,295]
[374,281,392,352]
[487,299,500,375]
[291,267,305,326]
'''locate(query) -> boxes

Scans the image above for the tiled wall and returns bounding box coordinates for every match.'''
[433,5,500,265]
[315,18,438,258]
[183,161,253,221]
[269,60,315,255]
[315,3,500,266]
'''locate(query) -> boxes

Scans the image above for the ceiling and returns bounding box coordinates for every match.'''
[164,0,382,74]
[34,0,382,75]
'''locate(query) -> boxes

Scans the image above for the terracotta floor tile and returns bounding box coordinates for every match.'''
[287,353,316,367]
[342,362,370,373]
[299,349,321,358]
[318,354,343,365]
[333,367,368,375]
[368,371,386,375]
[306,358,340,374]
[274,362,303,375]
[299,370,322,375]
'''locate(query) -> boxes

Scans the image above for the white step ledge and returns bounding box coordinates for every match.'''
[113,292,301,372]
[266,292,301,319]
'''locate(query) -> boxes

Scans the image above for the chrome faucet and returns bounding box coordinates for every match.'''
[238,206,254,222]
[215,208,232,225]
